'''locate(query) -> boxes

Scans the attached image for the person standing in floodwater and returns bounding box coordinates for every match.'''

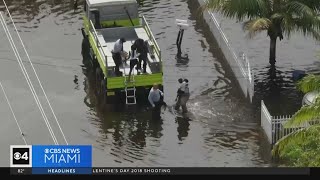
[148,83,164,119]
[175,79,190,113]
[175,78,184,107]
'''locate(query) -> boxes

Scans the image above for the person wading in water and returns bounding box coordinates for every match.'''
[148,83,166,119]
[175,79,190,113]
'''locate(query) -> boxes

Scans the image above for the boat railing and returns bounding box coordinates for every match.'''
[141,16,161,61]
[89,20,108,68]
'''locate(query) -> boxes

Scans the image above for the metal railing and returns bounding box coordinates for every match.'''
[212,11,253,83]
[200,0,254,102]
[89,20,108,68]
[141,16,161,61]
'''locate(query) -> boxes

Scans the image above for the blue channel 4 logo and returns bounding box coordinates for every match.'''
[32,145,92,168]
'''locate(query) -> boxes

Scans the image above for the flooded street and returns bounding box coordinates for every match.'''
[0,0,294,167]
[212,11,320,115]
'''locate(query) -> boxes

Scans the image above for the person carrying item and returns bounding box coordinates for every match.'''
[112,38,126,76]
[175,78,190,113]
[127,45,140,82]
[175,78,184,103]
[148,83,164,119]
[132,38,149,73]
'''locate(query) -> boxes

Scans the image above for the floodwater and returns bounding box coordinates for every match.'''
[212,11,320,115]
[3,0,313,167]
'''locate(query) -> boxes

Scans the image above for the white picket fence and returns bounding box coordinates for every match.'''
[261,100,273,143]
[261,100,319,145]
[198,0,254,102]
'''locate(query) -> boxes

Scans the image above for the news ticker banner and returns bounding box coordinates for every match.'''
[9,167,314,175]
[10,145,92,175]
[8,145,314,175]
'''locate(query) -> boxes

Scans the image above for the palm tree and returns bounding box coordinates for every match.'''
[272,74,320,166]
[201,0,320,65]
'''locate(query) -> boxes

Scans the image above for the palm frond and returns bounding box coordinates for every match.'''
[272,125,320,157]
[286,1,315,18]
[284,103,320,128]
[201,0,320,42]
[289,0,320,12]
[201,0,224,11]
[281,16,320,41]
[201,0,270,21]
[243,18,271,38]
[271,13,284,20]
[284,2,320,40]
[279,13,295,38]
[266,0,274,11]
[305,25,320,41]
[298,75,320,93]
[198,0,224,16]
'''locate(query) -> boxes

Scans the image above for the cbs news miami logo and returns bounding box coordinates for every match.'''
[10,145,32,167]
[10,145,92,168]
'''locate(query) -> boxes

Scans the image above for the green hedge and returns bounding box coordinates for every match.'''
[101,18,140,28]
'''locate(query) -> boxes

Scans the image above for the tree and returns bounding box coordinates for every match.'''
[201,0,320,65]
[272,74,320,166]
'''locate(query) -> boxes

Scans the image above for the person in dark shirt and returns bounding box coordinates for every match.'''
[175,78,190,113]
[132,38,149,73]
[175,78,184,103]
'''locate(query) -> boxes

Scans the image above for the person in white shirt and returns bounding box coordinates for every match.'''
[148,83,164,119]
[175,79,190,113]
[112,38,126,76]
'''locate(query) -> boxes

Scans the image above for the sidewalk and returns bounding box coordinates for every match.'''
[196,0,320,115]
[212,12,320,71]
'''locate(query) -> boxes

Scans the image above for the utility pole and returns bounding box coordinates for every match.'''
[175,19,189,58]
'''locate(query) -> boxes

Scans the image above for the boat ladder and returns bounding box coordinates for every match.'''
[123,62,136,105]
[124,76,136,105]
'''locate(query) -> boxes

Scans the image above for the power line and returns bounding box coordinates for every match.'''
[0,82,27,145]
[3,0,69,145]
[0,12,58,145]
[0,56,80,70]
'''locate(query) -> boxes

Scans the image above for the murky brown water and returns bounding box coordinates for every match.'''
[0,0,287,167]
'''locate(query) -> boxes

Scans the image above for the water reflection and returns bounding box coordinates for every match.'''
[73,0,79,11]
[176,52,189,67]
[176,116,190,142]
[148,117,163,138]
[81,54,164,161]
[95,111,164,162]
[0,0,83,30]
[83,70,95,108]
[254,65,303,115]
